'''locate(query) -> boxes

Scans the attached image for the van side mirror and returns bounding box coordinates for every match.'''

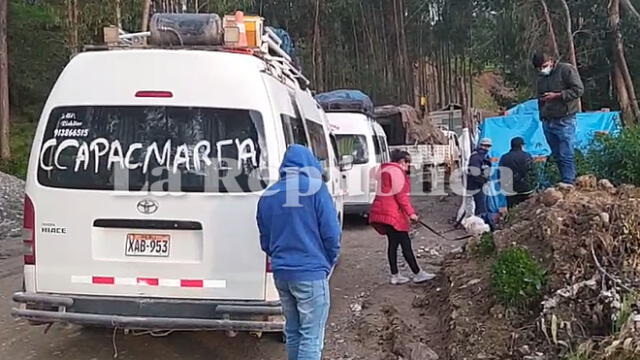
[340,155,354,172]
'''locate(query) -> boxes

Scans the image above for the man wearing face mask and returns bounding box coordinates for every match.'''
[532,51,584,185]
[466,138,493,219]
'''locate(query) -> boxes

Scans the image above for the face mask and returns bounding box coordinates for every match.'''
[540,65,553,76]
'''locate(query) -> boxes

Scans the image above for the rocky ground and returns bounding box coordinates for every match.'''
[324,195,467,360]
[0,172,25,258]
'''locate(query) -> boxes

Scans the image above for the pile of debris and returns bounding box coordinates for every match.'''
[374,105,448,145]
[494,175,640,359]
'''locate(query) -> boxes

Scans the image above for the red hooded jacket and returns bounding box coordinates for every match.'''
[369,163,416,233]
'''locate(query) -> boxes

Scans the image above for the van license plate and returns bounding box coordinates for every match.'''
[125,234,170,257]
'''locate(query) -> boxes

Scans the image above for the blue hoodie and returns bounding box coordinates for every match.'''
[256,145,342,281]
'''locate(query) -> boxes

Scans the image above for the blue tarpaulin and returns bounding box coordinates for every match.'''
[315,90,375,115]
[507,99,539,115]
[478,102,621,213]
[268,27,299,65]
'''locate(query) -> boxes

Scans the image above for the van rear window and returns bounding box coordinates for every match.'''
[38,106,269,193]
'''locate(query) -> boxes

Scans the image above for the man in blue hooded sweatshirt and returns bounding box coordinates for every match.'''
[257,145,341,360]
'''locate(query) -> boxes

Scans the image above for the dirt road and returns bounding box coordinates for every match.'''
[0,196,463,360]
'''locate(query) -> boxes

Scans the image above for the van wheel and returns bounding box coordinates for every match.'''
[266,332,286,343]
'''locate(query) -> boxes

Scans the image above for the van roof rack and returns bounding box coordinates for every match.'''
[318,101,373,116]
[88,13,310,90]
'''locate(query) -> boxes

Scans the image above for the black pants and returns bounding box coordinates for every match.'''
[383,225,420,275]
[473,191,487,216]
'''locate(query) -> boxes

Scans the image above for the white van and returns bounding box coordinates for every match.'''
[12,19,349,335]
[327,112,389,216]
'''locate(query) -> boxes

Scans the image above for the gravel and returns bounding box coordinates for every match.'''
[0,171,25,257]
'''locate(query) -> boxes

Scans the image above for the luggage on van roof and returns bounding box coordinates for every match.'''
[315,90,374,116]
[149,13,224,46]
[267,27,300,68]
[98,12,311,91]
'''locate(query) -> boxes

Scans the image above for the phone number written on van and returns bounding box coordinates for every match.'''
[54,128,90,137]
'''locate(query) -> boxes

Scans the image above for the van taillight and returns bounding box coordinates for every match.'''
[266,257,272,273]
[23,195,35,265]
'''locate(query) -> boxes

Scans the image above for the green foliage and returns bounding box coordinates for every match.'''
[584,127,640,186]
[529,126,640,189]
[538,150,591,188]
[471,80,500,112]
[472,232,496,258]
[613,294,638,334]
[4,0,639,134]
[491,247,547,308]
[8,0,68,120]
[468,0,619,110]
[0,122,37,179]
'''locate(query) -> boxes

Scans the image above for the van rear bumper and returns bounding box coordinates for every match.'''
[344,203,370,215]
[12,292,284,332]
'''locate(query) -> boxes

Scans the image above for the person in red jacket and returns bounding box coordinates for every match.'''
[369,150,436,285]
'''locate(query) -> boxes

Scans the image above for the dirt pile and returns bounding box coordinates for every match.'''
[442,176,640,359]
[375,105,448,145]
[492,176,640,359]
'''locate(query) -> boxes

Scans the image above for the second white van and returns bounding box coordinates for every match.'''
[327,112,389,216]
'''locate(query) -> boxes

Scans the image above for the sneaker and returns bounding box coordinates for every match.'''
[413,270,436,283]
[557,182,575,191]
[390,274,410,285]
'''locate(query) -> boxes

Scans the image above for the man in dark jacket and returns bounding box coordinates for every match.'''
[257,145,341,360]
[466,138,493,217]
[499,137,534,208]
[532,51,584,185]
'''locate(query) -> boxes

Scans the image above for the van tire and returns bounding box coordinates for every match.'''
[264,331,286,343]
[278,332,287,344]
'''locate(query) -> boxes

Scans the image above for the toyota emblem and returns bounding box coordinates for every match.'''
[137,199,159,215]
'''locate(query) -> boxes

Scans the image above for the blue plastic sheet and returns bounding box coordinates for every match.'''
[481,113,549,158]
[506,99,540,115]
[268,27,297,59]
[315,90,374,115]
[478,105,621,213]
